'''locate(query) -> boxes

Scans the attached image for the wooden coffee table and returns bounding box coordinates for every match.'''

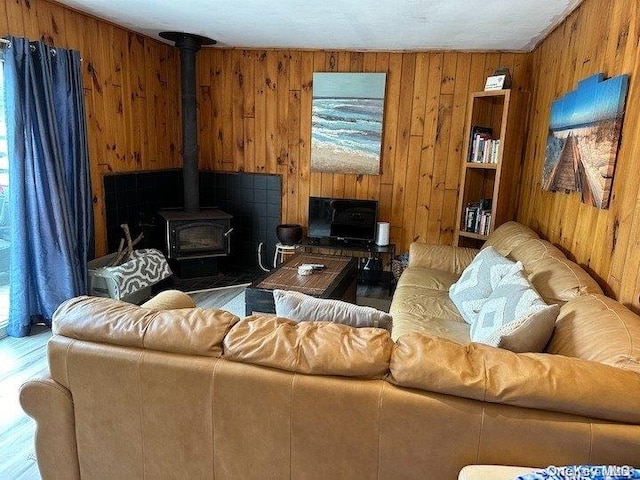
[245,253,358,315]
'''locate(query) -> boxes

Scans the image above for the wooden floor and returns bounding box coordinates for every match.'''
[0,283,391,479]
[0,325,51,480]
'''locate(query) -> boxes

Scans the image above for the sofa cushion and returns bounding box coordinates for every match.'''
[470,269,559,352]
[53,296,239,357]
[272,289,392,332]
[449,246,522,324]
[223,315,392,378]
[546,294,640,373]
[396,266,459,291]
[390,284,469,343]
[389,333,640,424]
[483,221,539,257]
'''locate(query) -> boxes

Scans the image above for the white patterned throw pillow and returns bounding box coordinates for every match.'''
[470,268,559,353]
[272,289,393,332]
[449,246,522,324]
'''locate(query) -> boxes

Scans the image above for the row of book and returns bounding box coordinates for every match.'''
[468,126,500,164]
[463,199,492,235]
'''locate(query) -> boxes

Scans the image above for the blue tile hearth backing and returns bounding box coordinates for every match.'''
[103,170,281,269]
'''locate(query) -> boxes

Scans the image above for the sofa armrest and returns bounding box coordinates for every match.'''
[408,243,479,275]
[389,333,640,424]
[19,376,81,479]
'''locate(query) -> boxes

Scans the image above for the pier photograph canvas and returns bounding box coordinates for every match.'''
[541,73,629,209]
[311,72,386,175]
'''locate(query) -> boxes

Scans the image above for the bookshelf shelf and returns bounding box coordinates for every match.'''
[465,162,498,170]
[454,89,529,248]
[458,231,489,241]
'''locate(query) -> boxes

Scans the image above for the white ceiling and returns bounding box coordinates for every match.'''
[55,0,582,52]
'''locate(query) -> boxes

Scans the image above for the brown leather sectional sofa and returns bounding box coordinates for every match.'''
[20,222,640,479]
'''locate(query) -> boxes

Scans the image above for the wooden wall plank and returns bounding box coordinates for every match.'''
[197,51,213,170]
[126,32,146,169]
[390,54,416,235]
[413,53,442,243]
[427,92,453,244]
[363,52,380,202]
[380,53,402,189]
[20,0,39,40]
[3,1,25,35]
[298,53,313,227]
[35,0,66,46]
[221,50,234,166]
[241,50,256,174]
[276,50,290,219]
[308,51,325,198]
[287,89,301,223]
[253,50,267,173]
[410,53,429,137]
[232,51,245,171]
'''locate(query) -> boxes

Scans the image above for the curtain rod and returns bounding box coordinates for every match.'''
[0,37,82,60]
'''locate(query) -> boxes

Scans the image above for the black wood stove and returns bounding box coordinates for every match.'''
[158,31,233,277]
[159,209,233,260]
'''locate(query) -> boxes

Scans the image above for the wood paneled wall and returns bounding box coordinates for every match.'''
[518,0,640,312]
[198,50,530,253]
[0,0,182,256]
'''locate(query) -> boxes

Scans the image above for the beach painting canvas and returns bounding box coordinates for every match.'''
[311,72,386,175]
[542,73,629,209]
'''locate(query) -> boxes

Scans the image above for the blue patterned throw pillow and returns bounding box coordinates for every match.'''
[449,246,521,324]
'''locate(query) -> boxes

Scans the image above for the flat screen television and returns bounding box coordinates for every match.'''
[308,196,378,244]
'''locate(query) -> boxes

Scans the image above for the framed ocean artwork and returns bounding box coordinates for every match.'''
[311,72,386,175]
[542,73,629,209]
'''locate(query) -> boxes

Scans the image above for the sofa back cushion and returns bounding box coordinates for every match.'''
[483,221,539,257]
[509,238,566,264]
[224,316,392,378]
[526,256,603,304]
[546,294,640,373]
[389,333,640,424]
[509,238,603,305]
[53,296,240,357]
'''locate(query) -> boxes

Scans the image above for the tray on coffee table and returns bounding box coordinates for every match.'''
[245,253,357,315]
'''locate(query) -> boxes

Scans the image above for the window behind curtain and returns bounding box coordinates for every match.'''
[0,59,9,335]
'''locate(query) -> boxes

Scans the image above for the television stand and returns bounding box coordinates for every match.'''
[296,237,396,295]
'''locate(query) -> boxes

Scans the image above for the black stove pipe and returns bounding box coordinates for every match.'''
[159,31,216,213]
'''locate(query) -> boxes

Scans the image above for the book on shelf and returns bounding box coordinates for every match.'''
[463,199,492,235]
[468,126,500,164]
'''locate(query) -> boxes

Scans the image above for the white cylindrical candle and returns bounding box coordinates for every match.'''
[376,222,390,246]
